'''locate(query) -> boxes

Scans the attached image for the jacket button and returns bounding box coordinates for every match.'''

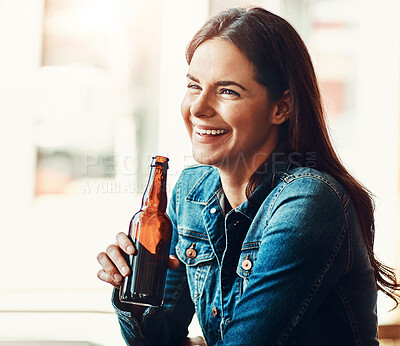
[212,306,218,317]
[186,243,197,259]
[210,207,217,214]
[241,255,252,271]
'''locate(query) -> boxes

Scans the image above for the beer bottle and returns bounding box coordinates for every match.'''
[119,156,172,307]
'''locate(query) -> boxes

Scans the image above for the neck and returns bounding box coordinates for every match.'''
[217,155,269,209]
[218,171,249,209]
[217,130,280,209]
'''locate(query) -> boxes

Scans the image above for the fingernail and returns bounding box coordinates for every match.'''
[121,266,129,276]
[127,245,134,254]
[114,273,122,282]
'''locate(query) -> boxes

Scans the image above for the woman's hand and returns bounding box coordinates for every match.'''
[180,336,207,346]
[97,232,180,288]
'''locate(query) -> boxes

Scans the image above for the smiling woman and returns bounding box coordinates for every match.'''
[181,38,290,204]
[97,6,400,346]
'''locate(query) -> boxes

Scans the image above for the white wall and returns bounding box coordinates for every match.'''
[356,0,400,322]
[0,0,41,260]
[157,0,210,189]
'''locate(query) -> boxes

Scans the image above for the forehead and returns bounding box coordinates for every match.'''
[189,38,256,82]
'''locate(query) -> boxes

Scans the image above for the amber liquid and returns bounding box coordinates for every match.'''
[119,211,172,306]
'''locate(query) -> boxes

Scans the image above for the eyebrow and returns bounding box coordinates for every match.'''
[186,73,248,91]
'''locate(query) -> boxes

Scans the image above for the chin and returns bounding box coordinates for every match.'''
[192,150,226,167]
[193,154,214,166]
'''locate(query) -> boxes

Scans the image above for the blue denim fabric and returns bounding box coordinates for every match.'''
[113,159,378,345]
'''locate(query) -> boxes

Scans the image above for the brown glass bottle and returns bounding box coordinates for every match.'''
[119,156,172,307]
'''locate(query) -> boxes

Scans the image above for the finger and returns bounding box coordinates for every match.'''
[97,269,121,288]
[191,336,207,346]
[116,232,135,255]
[180,337,206,346]
[106,243,131,277]
[97,252,122,282]
[168,255,180,270]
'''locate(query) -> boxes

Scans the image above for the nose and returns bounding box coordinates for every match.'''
[190,92,215,118]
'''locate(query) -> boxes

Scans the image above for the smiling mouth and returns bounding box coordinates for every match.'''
[193,124,228,136]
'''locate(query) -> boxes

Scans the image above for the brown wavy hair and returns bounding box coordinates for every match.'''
[185,7,400,306]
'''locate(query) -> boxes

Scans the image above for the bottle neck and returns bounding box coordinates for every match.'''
[141,162,168,212]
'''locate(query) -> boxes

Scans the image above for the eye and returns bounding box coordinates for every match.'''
[187,83,201,90]
[220,88,240,97]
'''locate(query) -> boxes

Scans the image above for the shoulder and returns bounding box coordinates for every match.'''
[277,166,346,202]
[265,166,348,223]
[264,167,349,235]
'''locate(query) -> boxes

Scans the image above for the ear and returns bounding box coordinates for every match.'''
[272,90,291,125]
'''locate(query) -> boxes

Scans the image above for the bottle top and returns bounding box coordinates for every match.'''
[151,155,169,168]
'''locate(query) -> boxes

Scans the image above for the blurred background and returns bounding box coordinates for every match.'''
[0,0,399,344]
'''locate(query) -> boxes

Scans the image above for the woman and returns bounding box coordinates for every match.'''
[97,7,399,345]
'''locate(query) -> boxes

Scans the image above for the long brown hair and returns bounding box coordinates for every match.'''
[186,7,400,306]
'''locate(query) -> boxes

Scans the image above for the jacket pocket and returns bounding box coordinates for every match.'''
[176,230,215,300]
[236,243,260,296]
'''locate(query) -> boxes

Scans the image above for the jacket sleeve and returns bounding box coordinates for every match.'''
[216,177,350,345]
[112,179,195,346]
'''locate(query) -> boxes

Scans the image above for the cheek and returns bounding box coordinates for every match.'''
[180,94,193,135]
[181,93,191,119]
[225,106,253,130]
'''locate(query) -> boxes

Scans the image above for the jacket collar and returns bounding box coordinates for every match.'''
[185,167,222,205]
[185,158,292,219]
[235,159,291,220]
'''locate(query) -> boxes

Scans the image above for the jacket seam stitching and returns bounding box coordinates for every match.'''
[176,177,182,211]
[281,172,342,200]
[176,240,214,265]
[241,241,261,250]
[342,194,353,275]
[184,167,216,203]
[177,229,209,240]
[277,224,347,344]
[269,175,345,222]
[334,284,361,346]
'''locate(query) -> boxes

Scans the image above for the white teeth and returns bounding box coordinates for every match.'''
[194,125,227,136]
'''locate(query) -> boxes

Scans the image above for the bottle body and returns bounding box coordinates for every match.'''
[119,156,172,307]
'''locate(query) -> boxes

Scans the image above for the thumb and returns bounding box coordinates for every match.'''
[168,255,180,270]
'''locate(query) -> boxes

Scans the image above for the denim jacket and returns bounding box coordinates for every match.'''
[113,159,378,345]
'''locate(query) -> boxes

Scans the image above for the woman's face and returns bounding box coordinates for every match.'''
[181,38,279,172]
